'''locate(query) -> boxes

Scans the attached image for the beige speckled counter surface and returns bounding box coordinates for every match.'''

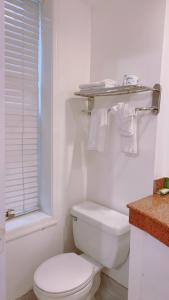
[127,194,169,247]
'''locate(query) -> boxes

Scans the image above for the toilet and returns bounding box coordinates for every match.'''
[33,201,130,300]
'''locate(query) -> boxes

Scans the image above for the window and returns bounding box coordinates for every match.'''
[4,0,41,217]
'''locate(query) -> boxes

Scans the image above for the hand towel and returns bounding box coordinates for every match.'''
[88,108,108,152]
[111,103,138,154]
[120,116,137,154]
[79,79,117,91]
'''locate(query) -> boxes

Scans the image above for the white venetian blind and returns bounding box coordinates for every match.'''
[4,0,40,216]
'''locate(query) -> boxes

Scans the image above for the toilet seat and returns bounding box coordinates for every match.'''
[34,253,94,297]
[34,279,93,299]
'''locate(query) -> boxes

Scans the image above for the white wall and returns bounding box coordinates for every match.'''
[6,225,59,300]
[52,0,91,252]
[6,0,91,298]
[90,0,165,85]
[88,0,165,214]
[155,0,169,178]
[87,0,165,287]
[0,1,5,299]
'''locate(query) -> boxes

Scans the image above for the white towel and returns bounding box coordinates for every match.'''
[88,108,108,152]
[120,117,137,154]
[79,79,117,91]
[111,103,138,154]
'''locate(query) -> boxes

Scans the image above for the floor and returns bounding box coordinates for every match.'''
[17,290,37,300]
[96,274,128,300]
[17,274,128,300]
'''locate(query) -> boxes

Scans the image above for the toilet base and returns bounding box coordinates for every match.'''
[86,272,101,300]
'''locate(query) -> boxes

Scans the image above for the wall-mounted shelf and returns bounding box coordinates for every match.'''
[74,83,161,115]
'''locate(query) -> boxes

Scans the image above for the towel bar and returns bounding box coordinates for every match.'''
[135,106,159,114]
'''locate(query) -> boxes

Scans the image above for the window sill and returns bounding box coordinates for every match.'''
[6,211,58,242]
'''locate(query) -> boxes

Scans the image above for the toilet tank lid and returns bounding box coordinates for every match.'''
[71,201,130,236]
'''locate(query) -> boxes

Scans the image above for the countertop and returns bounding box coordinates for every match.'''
[127,193,169,247]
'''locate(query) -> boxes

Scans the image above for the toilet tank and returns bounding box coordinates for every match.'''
[71,201,130,269]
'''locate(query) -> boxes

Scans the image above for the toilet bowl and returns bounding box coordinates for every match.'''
[34,253,102,300]
[34,201,130,300]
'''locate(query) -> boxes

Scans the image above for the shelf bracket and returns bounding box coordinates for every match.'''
[87,96,94,115]
[135,83,161,115]
[152,83,161,115]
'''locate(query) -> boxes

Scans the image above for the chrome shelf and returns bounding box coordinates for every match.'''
[75,85,154,98]
[74,84,161,115]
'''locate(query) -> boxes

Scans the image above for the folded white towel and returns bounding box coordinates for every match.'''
[111,103,137,154]
[79,79,117,91]
[88,108,108,152]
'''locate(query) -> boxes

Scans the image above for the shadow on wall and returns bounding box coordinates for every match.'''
[63,98,88,252]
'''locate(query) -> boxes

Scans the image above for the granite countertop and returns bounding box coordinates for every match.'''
[127,193,169,247]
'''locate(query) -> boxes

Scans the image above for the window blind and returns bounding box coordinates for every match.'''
[4,0,40,216]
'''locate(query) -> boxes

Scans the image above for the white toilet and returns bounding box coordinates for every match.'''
[33,201,130,300]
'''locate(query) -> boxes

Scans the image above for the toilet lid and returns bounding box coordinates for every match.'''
[34,253,94,295]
